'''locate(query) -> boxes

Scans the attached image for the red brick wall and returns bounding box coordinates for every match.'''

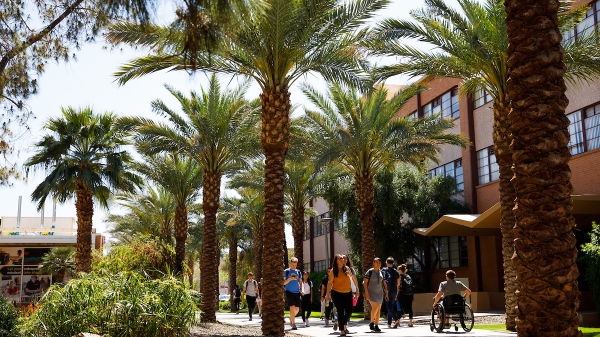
[569,148,600,195]
[475,181,500,213]
[398,95,418,117]
[420,78,461,103]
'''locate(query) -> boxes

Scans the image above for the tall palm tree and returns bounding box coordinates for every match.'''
[39,247,76,283]
[303,83,466,278]
[371,0,600,329]
[120,74,260,322]
[106,187,176,243]
[25,107,140,273]
[505,1,582,336]
[108,0,389,332]
[131,153,203,272]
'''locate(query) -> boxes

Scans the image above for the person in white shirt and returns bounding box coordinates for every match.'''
[301,271,313,327]
[242,272,259,321]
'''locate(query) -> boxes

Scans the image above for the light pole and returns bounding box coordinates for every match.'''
[319,218,332,267]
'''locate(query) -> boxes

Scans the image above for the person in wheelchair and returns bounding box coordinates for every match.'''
[432,270,471,327]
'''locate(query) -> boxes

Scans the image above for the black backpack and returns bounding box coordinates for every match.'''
[400,274,414,296]
[234,288,242,298]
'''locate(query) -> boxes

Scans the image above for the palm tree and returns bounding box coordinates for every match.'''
[109,0,388,332]
[39,247,76,283]
[505,1,582,336]
[131,153,203,273]
[106,187,176,243]
[303,83,466,278]
[25,107,140,273]
[120,74,259,322]
[371,0,600,329]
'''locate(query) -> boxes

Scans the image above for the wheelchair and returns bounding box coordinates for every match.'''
[430,294,474,333]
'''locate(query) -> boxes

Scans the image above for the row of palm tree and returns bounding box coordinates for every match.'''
[22,0,598,335]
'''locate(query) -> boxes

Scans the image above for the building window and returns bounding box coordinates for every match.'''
[567,102,600,155]
[433,236,468,269]
[304,219,311,240]
[563,0,599,43]
[406,248,425,273]
[407,110,417,120]
[314,260,326,272]
[428,159,464,192]
[477,146,499,185]
[423,88,460,120]
[335,212,347,230]
[473,88,493,109]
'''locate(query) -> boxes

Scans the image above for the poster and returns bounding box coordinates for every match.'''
[0,247,24,265]
[23,248,51,266]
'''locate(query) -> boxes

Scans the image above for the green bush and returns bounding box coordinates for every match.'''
[17,272,197,337]
[0,296,18,337]
[581,221,600,314]
[93,237,177,278]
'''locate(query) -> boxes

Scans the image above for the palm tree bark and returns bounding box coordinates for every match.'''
[493,99,518,331]
[253,222,264,280]
[291,207,305,271]
[75,181,94,273]
[260,85,290,336]
[355,173,375,318]
[228,238,238,312]
[174,203,189,273]
[188,257,194,286]
[200,171,222,322]
[505,1,582,336]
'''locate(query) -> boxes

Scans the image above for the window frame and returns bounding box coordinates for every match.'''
[566,101,600,155]
[428,158,464,192]
[477,146,499,185]
[422,87,460,120]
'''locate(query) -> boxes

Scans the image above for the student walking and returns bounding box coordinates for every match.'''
[320,267,334,326]
[242,272,259,321]
[342,254,359,332]
[383,257,401,328]
[232,284,242,314]
[364,257,388,332]
[284,257,303,330]
[398,264,415,327]
[301,272,313,326]
[326,254,353,336]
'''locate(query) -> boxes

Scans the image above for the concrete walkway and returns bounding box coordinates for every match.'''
[215,312,516,337]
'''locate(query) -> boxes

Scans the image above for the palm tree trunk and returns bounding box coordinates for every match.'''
[75,181,94,273]
[228,238,238,312]
[200,171,222,322]
[259,84,290,336]
[188,257,195,286]
[355,173,375,319]
[253,222,264,280]
[505,1,581,336]
[291,207,305,271]
[493,100,518,331]
[174,203,188,273]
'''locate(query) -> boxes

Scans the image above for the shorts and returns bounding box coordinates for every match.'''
[286,291,302,308]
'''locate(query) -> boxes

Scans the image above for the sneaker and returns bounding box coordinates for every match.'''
[333,322,338,331]
[306,319,310,327]
[369,322,375,331]
[374,325,381,332]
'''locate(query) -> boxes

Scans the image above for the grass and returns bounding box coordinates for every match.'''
[475,324,600,336]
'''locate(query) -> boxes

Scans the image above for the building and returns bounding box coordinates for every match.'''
[303,0,600,318]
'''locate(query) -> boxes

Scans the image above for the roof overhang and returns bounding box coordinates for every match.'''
[414,194,600,237]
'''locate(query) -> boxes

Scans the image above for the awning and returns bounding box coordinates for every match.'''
[414,194,600,237]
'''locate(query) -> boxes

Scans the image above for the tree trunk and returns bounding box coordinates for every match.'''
[228,238,238,312]
[505,1,582,336]
[188,257,194,286]
[253,221,264,280]
[200,171,222,322]
[291,207,305,271]
[355,173,375,319]
[493,99,518,331]
[259,84,290,336]
[174,203,188,273]
[75,181,94,273]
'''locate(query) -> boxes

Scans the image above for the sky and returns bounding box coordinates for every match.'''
[0,0,462,246]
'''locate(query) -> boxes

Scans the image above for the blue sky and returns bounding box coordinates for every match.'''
[0,0,462,245]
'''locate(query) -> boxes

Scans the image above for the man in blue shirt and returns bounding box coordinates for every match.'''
[284,257,303,330]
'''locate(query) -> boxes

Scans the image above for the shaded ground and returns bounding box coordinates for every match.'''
[190,322,299,337]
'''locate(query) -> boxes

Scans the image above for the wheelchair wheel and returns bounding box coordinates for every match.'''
[460,304,474,332]
[431,305,445,333]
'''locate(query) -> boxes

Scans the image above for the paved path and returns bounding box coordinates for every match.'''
[215,312,516,337]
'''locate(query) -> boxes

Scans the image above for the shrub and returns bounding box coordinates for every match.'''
[17,272,197,337]
[93,236,177,278]
[0,296,18,337]
[581,221,600,314]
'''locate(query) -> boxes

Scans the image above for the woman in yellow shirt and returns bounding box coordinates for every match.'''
[326,254,353,336]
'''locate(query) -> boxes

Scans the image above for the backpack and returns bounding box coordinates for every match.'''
[244,279,258,294]
[234,288,242,298]
[400,274,414,296]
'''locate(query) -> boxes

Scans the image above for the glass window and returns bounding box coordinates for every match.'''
[473,88,493,109]
[304,219,311,240]
[567,111,584,155]
[435,236,468,269]
[585,103,600,151]
[407,110,417,120]
[422,88,459,120]
[477,147,498,185]
[577,7,596,39]
[428,159,464,192]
